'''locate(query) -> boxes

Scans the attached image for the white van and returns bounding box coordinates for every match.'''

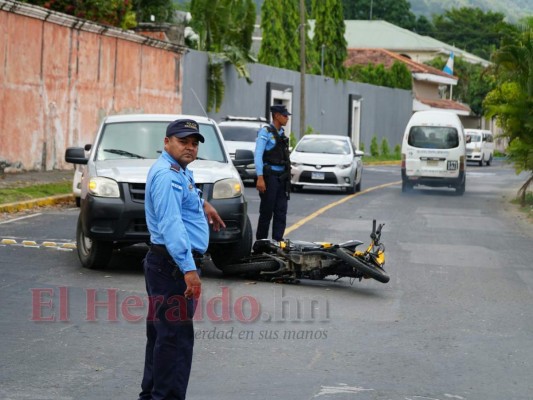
[465,129,494,166]
[401,110,466,195]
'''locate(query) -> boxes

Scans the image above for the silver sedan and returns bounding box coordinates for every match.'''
[290,134,363,193]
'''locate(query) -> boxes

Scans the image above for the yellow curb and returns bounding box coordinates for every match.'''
[42,241,58,247]
[61,243,77,249]
[1,239,17,245]
[22,240,38,246]
[0,194,74,213]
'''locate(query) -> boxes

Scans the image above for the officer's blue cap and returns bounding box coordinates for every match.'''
[270,105,291,116]
[166,119,205,143]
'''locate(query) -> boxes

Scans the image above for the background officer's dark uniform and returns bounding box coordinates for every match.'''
[254,115,291,241]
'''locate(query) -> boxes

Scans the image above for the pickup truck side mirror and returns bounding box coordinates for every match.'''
[232,149,254,166]
[65,147,88,165]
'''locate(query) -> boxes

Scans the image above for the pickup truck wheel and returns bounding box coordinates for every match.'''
[211,216,253,269]
[76,215,113,269]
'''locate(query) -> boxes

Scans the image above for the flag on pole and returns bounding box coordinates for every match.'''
[443,52,454,75]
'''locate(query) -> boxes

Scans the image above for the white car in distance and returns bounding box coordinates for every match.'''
[290,134,364,194]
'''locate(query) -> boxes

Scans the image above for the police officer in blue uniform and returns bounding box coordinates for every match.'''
[254,105,292,241]
[139,119,225,400]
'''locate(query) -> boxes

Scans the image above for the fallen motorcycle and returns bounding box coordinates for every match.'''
[222,220,389,284]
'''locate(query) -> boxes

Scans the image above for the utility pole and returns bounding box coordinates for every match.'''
[299,0,306,138]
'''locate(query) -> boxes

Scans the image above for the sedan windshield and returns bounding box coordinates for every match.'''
[95,121,226,162]
[295,139,351,155]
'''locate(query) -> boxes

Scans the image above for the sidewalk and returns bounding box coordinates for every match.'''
[0,169,75,213]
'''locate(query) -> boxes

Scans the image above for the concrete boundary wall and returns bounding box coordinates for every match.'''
[0,0,185,171]
[182,49,413,151]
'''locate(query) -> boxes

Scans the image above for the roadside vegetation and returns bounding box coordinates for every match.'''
[0,182,71,204]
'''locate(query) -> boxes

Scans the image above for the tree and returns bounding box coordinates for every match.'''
[258,0,314,72]
[432,7,519,61]
[341,0,416,30]
[425,56,495,116]
[189,0,256,111]
[133,0,175,23]
[311,0,347,80]
[346,61,412,90]
[23,0,136,29]
[258,0,289,68]
[484,22,533,205]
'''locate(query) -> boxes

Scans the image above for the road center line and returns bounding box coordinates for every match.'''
[284,181,400,235]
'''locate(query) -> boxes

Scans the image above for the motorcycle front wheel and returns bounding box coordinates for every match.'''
[335,248,390,283]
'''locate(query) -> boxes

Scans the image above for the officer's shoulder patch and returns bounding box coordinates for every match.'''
[170,163,180,173]
[171,180,182,191]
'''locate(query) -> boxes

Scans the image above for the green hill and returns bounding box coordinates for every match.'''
[250,0,531,23]
[410,0,532,22]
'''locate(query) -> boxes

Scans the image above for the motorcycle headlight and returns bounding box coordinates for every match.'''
[213,178,242,199]
[88,177,120,198]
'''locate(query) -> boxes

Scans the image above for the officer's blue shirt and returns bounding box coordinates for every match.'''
[145,150,208,273]
[254,124,287,176]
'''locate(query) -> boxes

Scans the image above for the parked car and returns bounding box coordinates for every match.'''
[465,129,494,166]
[290,134,364,194]
[218,116,269,182]
[401,110,466,195]
[64,114,253,270]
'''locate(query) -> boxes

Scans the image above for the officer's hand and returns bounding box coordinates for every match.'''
[184,270,201,300]
[256,176,266,193]
[204,201,226,232]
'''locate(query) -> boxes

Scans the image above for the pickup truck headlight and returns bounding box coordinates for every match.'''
[88,177,120,198]
[213,178,242,199]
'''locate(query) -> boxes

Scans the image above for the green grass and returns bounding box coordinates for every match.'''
[0,182,71,204]
[364,155,401,163]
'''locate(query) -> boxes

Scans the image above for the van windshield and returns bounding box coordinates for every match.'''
[95,121,226,162]
[407,126,459,149]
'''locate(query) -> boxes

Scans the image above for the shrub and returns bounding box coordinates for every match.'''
[380,138,390,157]
[370,136,379,157]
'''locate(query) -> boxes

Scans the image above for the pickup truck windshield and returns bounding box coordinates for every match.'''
[95,121,226,162]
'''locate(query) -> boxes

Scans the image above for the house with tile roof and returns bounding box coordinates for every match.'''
[332,20,490,67]
[345,48,471,116]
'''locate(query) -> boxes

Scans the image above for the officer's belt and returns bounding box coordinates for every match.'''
[150,244,203,272]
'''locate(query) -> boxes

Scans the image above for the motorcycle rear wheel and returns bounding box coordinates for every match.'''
[221,258,280,276]
[335,248,390,283]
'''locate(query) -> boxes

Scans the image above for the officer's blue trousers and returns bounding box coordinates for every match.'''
[139,251,196,400]
[257,173,288,241]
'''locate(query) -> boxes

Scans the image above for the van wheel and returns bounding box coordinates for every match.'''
[76,215,113,269]
[455,179,466,196]
[486,154,492,166]
[211,216,253,270]
[401,180,412,193]
[479,156,483,167]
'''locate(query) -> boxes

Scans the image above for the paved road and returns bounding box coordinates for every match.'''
[1,162,532,400]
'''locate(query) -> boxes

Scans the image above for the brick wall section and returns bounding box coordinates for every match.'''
[0,0,185,171]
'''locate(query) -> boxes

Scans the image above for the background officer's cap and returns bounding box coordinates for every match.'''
[270,105,291,116]
[166,119,205,143]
